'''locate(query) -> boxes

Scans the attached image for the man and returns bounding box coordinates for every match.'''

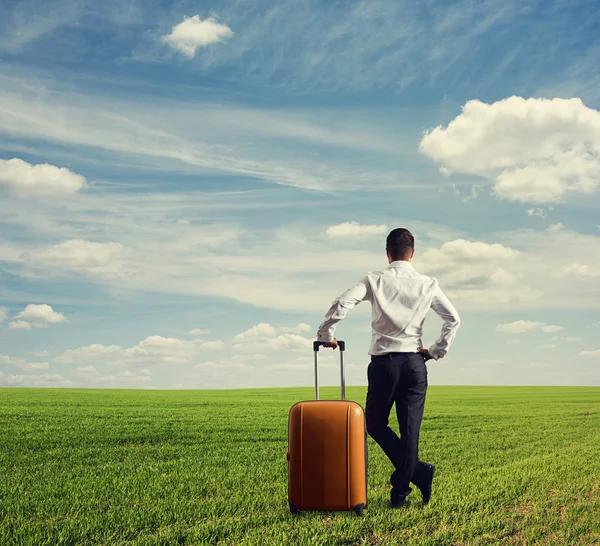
[316,227,461,508]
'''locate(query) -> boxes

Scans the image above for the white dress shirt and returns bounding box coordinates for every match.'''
[316,260,461,359]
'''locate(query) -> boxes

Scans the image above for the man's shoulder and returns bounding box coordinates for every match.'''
[366,267,439,285]
[418,272,440,290]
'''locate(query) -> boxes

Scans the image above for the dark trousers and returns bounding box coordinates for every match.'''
[365,351,429,498]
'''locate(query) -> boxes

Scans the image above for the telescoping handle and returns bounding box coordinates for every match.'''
[313,340,346,401]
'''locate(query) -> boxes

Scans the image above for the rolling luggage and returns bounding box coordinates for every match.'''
[286,340,368,516]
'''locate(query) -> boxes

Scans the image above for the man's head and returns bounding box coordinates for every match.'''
[386,228,415,263]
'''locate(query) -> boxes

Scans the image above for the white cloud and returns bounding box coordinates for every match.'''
[233,322,312,342]
[2,160,599,316]
[419,96,600,204]
[232,333,312,354]
[527,208,548,219]
[124,336,193,364]
[280,323,312,334]
[326,222,388,238]
[541,325,564,333]
[25,362,49,370]
[537,344,557,349]
[265,353,340,372]
[422,239,519,264]
[552,336,583,343]
[85,372,154,388]
[74,365,101,377]
[0,307,6,322]
[8,304,67,330]
[448,183,482,202]
[495,320,563,334]
[548,223,564,232]
[580,350,600,357]
[71,366,152,387]
[0,355,50,371]
[193,361,218,369]
[0,372,74,388]
[16,303,67,324]
[196,340,225,351]
[506,339,520,345]
[0,158,86,196]
[0,356,154,389]
[229,354,266,363]
[520,362,545,369]
[558,263,600,279]
[416,238,537,305]
[21,239,132,277]
[233,323,278,343]
[55,344,123,364]
[55,335,226,368]
[188,329,210,336]
[8,320,32,330]
[266,362,312,371]
[161,15,233,57]
[229,323,315,355]
[192,354,265,371]
[126,335,184,355]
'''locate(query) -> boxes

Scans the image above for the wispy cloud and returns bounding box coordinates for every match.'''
[326,222,387,238]
[527,207,550,219]
[495,321,563,334]
[0,0,85,52]
[54,335,225,367]
[0,354,50,371]
[2,179,600,314]
[157,0,527,93]
[0,73,430,193]
[552,336,583,343]
[20,240,134,280]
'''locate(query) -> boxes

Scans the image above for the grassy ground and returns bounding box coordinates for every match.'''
[0,386,599,546]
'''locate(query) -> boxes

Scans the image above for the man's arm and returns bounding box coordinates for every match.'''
[428,282,461,360]
[316,276,370,343]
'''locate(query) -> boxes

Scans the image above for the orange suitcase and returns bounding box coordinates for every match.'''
[287,340,368,516]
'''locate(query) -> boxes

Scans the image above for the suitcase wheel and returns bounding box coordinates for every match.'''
[289,503,300,515]
[354,503,364,517]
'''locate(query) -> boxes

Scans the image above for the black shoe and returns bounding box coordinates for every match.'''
[416,464,435,504]
[390,488,407,508]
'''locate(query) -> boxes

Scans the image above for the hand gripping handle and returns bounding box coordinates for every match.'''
[312,340,346,400]
[313,340,346,352]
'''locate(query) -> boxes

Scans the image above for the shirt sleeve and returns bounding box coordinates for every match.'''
[428,282,461,360]
[316,276,370,342]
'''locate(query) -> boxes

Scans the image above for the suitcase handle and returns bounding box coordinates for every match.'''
[313,340,346,401]
[313,340,346,352]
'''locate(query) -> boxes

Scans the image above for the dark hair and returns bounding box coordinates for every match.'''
[386,228,414,261]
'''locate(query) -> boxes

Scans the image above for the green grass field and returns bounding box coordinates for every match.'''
[1,386,599,546]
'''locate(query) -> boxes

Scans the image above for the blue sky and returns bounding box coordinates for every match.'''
[1,0,599,389]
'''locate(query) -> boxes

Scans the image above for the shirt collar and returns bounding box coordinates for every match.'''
[387,260,414,269]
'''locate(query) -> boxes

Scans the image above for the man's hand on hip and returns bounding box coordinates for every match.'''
[322,338,338,350]
[417,347,434,361]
